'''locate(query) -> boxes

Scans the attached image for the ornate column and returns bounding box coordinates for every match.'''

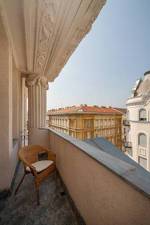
[26,74,49,145]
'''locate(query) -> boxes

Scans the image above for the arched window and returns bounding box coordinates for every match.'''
[139,109,146,121]
[138,133,147,147]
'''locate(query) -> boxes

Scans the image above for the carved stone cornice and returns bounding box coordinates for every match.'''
[45,0,106,80]
[34,0,60,75]
[1,0,106,81]
[26,74,48,90]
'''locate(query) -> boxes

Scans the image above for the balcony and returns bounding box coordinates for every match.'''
[1,129,150,225]
[0,1,150,224]
[47,129,150,225]
[124,141,132,148]
[123,120,130,126]
[0,163,85,225]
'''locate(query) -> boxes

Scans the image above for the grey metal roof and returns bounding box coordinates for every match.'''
[85,137,150,198]
[85,137,146,170]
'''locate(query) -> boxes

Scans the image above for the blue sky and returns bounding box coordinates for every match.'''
[47,0,150,109]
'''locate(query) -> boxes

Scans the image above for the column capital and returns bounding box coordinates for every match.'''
[25,74,49,90]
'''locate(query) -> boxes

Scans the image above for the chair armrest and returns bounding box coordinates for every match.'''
[19,156,37,176]
[48,152,56,162]
[27,164,37,177]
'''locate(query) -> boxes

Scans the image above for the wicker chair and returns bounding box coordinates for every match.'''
[15,145,56,205]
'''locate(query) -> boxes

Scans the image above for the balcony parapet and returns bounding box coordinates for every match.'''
[123,120,130,126]
[126,96,143,105]
[138,147,147,157]
[48,128,150,225]
[47,127,150,225]
[45,128,150,225]
[48,128,150,197]
[129,120,150,124]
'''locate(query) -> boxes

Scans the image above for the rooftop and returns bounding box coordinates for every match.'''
[144,70,150,76]
[48,105,123,115]
[114,107,127,114]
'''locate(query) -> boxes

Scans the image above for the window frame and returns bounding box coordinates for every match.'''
[138,133,147,148]
[139,108,147,121]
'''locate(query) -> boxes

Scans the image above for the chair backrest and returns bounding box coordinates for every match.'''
[19,145,48,164]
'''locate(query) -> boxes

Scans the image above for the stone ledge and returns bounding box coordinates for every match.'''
[47,128,150,199]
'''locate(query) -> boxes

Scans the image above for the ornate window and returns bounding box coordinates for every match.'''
[84,119,93,128]
[138,133,147,147]
[139,109,146,121]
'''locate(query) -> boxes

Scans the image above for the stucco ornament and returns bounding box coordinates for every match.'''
[35,0,59,75]
[26,74,48,90]
[0,0,106,81]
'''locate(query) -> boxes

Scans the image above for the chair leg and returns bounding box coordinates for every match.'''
[35,182,40,205]
[54,169,59,188]
[15,173,26,195]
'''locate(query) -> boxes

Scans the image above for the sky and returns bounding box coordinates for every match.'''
[47,0,150,109]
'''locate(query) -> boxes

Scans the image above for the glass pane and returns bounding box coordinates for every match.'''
[139,134,147,147]
[139,109,146,120]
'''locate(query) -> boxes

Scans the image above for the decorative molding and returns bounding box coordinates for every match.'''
[0,1,19,69]
[46,0,106,80]
[127,94,150,106]
[26,74,48,90]
[24,0,36,72]
[34,0,59,75]
[1,0,106,81]
[138,147,147,157]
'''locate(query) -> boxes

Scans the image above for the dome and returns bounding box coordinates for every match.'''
[144,71,150,76]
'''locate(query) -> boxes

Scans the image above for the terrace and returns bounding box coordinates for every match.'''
[0,1,150,225]
[1,128,150,225]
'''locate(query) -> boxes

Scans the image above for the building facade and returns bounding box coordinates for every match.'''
[48,105,123,149]
[126,71,150,171]
[114,108,128,152]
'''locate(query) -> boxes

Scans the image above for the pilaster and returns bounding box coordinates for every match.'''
[26,74,49,146]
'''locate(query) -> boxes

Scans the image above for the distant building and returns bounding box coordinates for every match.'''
[114,108,128,152]
[126,71,150,171]
[48,105,123,149]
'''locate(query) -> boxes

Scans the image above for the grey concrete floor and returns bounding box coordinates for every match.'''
[0,164,85,225]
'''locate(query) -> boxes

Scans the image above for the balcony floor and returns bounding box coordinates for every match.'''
[0,164,84,225]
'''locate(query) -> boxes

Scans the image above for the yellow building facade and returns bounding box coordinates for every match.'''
[48,106,123,149]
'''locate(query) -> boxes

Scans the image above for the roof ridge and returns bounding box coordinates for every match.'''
[47,105,123,115]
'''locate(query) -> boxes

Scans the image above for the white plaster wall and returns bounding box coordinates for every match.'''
[0,14,22,190]
[128,105,142,121]
[0,14,12,189]
[130,122,150,170]
[128,104,150,122]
